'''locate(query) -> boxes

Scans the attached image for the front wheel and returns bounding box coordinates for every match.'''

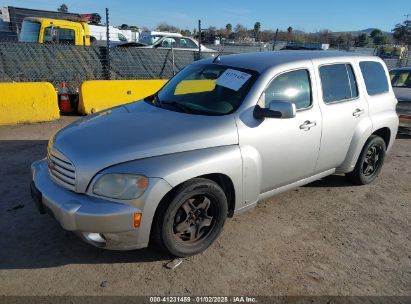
[152,178,228,257]
[346,135,386,185]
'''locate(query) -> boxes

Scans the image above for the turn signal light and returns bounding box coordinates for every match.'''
[133,213,142,228]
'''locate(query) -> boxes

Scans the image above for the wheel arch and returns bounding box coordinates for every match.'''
[338,125,394,174]
[372,127,391,148]
[153,173,236,219]
[337,119,373,173]
[149,173,236,248]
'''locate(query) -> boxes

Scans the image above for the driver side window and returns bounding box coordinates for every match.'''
[260,69,312,110]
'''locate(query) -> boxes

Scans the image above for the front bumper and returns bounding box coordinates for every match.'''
[31,159,172,250]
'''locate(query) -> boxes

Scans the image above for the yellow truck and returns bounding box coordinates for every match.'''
[18,16,132,46]
[19,17,91,45]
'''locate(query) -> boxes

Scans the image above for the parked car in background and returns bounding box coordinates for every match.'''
[281,42,329,50]
[390,67,411,131]
[137,33,216,52]
[31,51,398,257]
[88,24,129,43]
[139,30,182,41]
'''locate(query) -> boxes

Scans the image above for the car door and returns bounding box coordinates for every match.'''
[157,37,177,49]
[313,60,370,172]
[177,37,199,51]
[239,63,322,193]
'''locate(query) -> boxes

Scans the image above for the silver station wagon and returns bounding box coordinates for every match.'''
[31,51,399,257]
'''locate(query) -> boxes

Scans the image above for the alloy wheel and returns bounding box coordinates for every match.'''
[362,144,383,176]
[173,195,215,244]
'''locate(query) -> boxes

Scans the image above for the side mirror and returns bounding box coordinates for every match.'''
[253,100,296,119]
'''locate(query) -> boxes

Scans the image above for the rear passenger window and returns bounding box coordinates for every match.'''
[262,69,312,110]
[359,61,389,95]
[319,64,358,103]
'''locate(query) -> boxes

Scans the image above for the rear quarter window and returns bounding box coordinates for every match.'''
[359,61,389,95]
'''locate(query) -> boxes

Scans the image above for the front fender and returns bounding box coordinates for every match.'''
[100,145,244,211]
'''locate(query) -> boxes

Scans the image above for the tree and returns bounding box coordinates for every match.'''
[368,28,389,45]
[180,29,191,36]
[372,33,389,45]
[234,24,248,41]
[392,20,411,45]
[287,26,293,42]
[254,21,261,40]
[336,34,347,48]
[318,29,332,44]
[57,4,68,13]
[156,23,180,33]
[345,33,354,48]
[356,33,369,47]
[208,26,217,36]
[129,25,139,32]
[225,23,232,36]
[120,24,129,30]
[370,29,383,38]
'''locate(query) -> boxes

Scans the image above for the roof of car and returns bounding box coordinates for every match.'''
[200,50,376,73]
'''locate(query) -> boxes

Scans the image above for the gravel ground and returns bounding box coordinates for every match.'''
[0,117,410,296]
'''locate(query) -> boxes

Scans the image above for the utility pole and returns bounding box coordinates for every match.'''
[198,19,202,55]
[273,28,279,51]
[197,20,208,59]
[105,8,111,80]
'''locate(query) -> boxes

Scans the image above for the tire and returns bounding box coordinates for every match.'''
[152,178,228,257]
[347,135,386,185]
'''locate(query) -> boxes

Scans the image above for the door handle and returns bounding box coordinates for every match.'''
[352,108,364,117]
[299,120,317,130]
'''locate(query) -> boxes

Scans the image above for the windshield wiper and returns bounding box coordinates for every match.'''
[161,101,193,114]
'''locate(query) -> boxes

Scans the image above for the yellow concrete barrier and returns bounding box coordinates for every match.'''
[0,82,59,125]
[79,79,168,114]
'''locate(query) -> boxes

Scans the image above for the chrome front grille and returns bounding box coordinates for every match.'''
[47,148,76,191]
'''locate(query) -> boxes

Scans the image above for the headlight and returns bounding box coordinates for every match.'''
[93,174,148,200]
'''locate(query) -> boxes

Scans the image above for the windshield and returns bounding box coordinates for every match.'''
[139,35,163,45]
[390,70,411,88]
[19,20,40,42]
[149,63,258,115]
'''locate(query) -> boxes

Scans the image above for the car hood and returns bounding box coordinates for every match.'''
[52,101,239,192]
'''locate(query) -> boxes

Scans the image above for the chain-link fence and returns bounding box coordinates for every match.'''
[0,40,409,94]
[0,41,214,93]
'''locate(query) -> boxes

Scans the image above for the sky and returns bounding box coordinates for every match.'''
[2,0,410,32]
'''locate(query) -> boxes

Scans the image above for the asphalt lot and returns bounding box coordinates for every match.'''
[0,117,410,296]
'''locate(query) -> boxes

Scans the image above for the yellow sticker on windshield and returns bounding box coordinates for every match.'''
[174,80,216,95]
